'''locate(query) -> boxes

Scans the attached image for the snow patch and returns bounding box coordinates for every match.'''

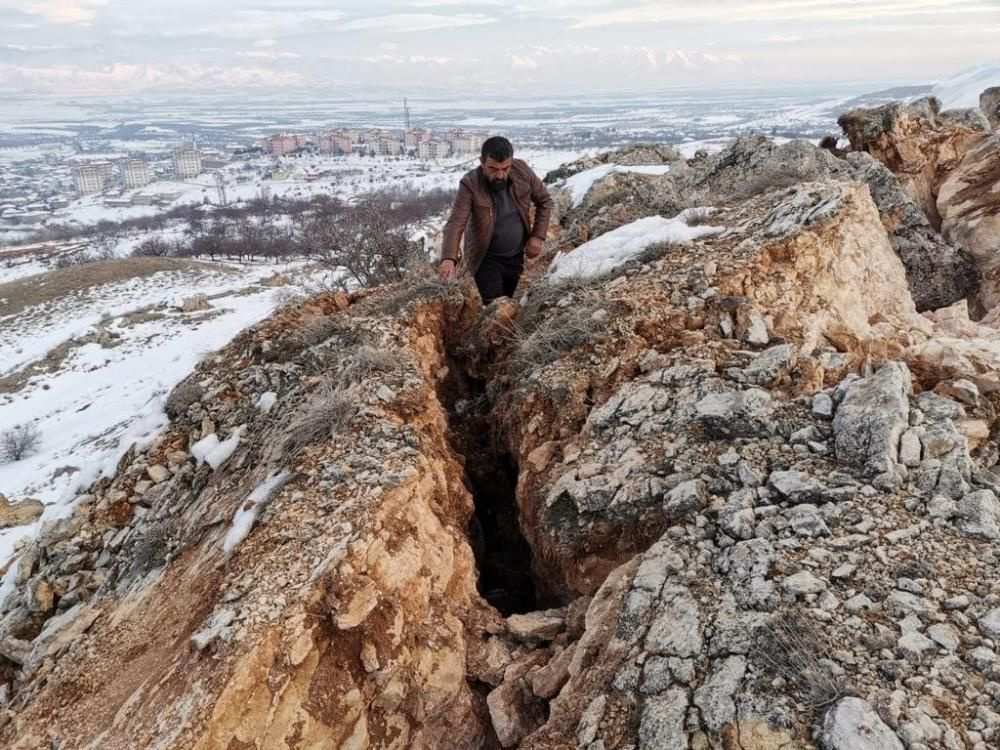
[222,470,294,554]
[563,164,672,207]
[547,211,724,283]
[256,391,277,414]
[191,427,243,471]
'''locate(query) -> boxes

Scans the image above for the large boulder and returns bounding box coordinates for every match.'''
[981,86,1000,129]
[846,151,980,311]
[936,134,1000,314]
[839,97,987,229]
[833,362,912,476]
[679,135,850,204]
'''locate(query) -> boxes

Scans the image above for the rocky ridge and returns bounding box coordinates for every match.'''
[1,88,1000,748]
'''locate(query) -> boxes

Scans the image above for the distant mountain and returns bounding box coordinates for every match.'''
[932,60,1000,109]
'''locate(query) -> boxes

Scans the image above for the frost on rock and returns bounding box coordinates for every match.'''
[221,470,293,555]
[547,212,724,283]
[191,427,244,471]
[562,164,672,207]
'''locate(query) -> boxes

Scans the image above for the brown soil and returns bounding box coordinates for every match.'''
[0,257,234,319]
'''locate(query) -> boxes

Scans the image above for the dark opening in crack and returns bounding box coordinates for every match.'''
[437,350,541,616]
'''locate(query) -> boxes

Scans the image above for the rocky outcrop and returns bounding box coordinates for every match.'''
[838,97,988,229]
[542,144,680,183]
[982,87,1000,129]
[846,151,980,311]
[3,125,1000,749]
[550,135,979,312]
[937,134,1000,312]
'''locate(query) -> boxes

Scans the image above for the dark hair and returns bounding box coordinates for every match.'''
[481,136,513,162]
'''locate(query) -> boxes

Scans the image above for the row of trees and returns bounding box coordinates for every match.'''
[131,188,456,287]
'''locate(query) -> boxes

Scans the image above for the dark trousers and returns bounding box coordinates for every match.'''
[474,251,524,303]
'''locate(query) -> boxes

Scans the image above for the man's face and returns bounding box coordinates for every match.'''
[482,156,512,187]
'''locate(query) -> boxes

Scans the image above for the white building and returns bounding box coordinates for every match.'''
[418,140,451,160]
[173,147,203,179]
[73,164,108,196]
[375,137,404,156]
[120,159,152,189]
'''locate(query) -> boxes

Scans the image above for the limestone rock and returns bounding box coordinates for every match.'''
[954,490,1000,540]
[820,697,903,750]
[833,362,911,476]
[0,495,44,529]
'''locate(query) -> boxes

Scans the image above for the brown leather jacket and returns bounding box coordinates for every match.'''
[441,158,554,275]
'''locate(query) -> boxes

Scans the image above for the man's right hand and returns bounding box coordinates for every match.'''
[438,258,456,281]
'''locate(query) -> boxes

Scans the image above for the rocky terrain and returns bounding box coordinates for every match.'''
[1,89,1000,749]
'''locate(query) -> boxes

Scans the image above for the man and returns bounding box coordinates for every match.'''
[438,136,554,303]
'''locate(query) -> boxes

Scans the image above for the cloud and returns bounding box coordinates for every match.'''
[20,0,108,23]
[570,0,998,28]
[761,35,803,43]
[0,61,303,93]
[252,39,277,48]
[239,50,301,60]
[338,13,495,33]
[511,54,538,69]
[361,54,455,65]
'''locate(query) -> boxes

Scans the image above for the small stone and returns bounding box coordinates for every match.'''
[146,464,170,483]
[783,571,826,596]
[664,479,707,519]
[898,631,936,664]
[934,379,979,406]
[899,429,923,467]
[507,609,565,642]
[831,564,856,580]
[693,656,746,732]
[744,313,769,346]
[812,393,834,419]
[943,595,970,611]
[978,608,1000,640]
[927,495,958,520]
[768,471,824,503]
[927,624,961,652]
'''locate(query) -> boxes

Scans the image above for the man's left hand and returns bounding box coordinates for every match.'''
[525,237,544,259]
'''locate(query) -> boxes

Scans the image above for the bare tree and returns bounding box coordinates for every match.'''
[133,236,172,257]
[1,423,42,463]
[306,195,426,289]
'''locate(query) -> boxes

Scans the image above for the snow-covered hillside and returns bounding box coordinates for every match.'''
[933,60,1000,109]
[0,257,320,567]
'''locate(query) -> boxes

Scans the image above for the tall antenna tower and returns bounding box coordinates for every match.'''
[403,98,411,131]
[214,171,227,206]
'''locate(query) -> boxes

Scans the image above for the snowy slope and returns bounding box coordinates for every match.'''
[0,259,319,567]
[933,60,1000,109]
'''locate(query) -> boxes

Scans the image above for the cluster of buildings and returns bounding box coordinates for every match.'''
[260,128,490,160]
[71,147,205,196]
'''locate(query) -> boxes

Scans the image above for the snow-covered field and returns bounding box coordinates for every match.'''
[0,256,319,567]
[43,148,588,230]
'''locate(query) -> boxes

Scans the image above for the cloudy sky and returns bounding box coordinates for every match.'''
[1,0,997,97]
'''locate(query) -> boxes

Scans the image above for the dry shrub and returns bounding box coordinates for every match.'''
[281,380,356,459]
[754,610,849,710]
